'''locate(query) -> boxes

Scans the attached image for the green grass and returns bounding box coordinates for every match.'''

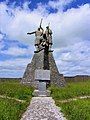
[56,99,90,120]
[49,80,90,100]
[0,98,28,120]
[0,81,34,120]
[0,81,34,101]
[49,81,90,120]
[0,80,90,120]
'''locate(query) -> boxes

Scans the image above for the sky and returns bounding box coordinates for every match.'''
[0,0,90,78]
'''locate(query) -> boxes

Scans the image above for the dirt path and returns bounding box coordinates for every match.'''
[0,95,25,103]
[59,96,90,103]
[0,94,90,103]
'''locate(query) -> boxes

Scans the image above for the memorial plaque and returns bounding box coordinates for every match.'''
[35,69,50,80]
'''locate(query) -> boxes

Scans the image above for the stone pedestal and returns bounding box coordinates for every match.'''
[21,49,66,87]
[33,69,50,96]
[33,90,51,97]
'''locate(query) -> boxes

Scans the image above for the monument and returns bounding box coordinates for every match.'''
[21,19,65,88]
[33,69,51,96]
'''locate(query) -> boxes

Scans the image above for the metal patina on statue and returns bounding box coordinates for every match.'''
[27,19,53,52]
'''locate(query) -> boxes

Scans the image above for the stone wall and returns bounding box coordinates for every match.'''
[0,78,21,82]
[65,75,90,82]
[0,75,90,83]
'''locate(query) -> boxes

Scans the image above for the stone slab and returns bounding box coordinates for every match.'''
[33,90,51,97]
[35,69,50,81]
[39,81,46,91]
[39,91,46,96]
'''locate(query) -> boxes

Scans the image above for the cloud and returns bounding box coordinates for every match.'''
[0,2,90,48]
[0,1,90,77]
[0,41,89,77]
[0,58,31,78]
[23,1,31,10]
[1,46,29,56]
[0,34,4,40]
[0,2,43,45]
[0,42,4,50]
[48,0,74,10]
[55,41,90,76]
[62,4,90,41]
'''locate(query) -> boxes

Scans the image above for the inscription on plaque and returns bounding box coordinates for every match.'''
[35,69,50,80]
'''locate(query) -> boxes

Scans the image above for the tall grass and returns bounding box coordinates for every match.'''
[0,98,28,120]
[56,99,90,120]
[49,81,90,100]
[0,81,34,101]
[49,80,90,120]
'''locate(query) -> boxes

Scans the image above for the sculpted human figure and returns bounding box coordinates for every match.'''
[27,19,44,51]
[35,27,44,51]
[27,19,53,51]
[45,25,53,50]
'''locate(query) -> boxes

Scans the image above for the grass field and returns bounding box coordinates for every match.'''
[49,80,90,120]
[49,80,90,100]
[0,81,34,120]
[0,98,28,120]
[0,80,90,120]
[57,99,90,120]
[0,81,34,100]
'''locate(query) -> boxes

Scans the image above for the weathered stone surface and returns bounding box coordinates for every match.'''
[21,50,65,87]
[20,97,67,120]
[39,81,46,91]
[48,51,65,86]
[35,69,50,81]
[33,90,51,97]
[34,69,50,96]
[21,50,44,87]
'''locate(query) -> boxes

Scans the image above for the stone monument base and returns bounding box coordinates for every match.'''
[21,50,66,87]
[33,90,51,97]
